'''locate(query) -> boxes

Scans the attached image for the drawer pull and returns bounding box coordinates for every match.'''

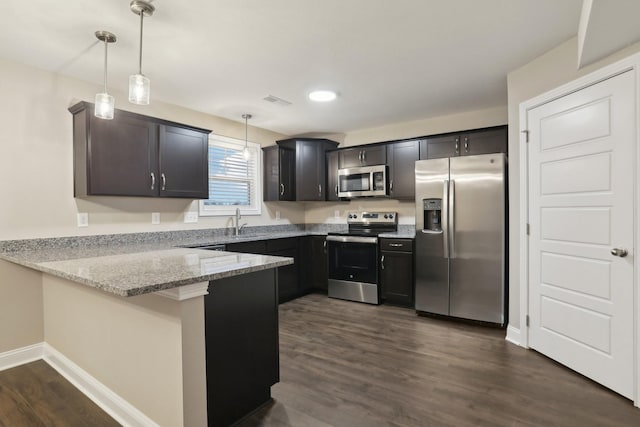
[389,243,404,247]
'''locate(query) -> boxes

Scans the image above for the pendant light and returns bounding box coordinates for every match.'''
[242,114,252,160]
[128,0,155,105]
[94,31,117,120]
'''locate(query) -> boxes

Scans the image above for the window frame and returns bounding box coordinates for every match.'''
[198,134,262,217]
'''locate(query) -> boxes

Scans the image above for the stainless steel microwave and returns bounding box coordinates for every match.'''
[337,165,387,198]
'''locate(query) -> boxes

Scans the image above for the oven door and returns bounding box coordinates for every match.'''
[326,235,379,304]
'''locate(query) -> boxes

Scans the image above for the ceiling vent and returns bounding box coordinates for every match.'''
[263,95,292,106]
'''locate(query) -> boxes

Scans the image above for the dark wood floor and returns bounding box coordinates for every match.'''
[0,360,119,426]
[2,294,640,426]
[240,293,640,427]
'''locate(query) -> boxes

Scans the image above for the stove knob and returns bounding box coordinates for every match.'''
[353,214,357,219]
[389,214,394,219]
[384,214,388,219]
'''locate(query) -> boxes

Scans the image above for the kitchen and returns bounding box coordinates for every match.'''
[2,1,640,426]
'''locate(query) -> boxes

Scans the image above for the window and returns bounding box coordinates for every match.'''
[199,134,262,216]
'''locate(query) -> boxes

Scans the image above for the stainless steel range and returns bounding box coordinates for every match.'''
[326,211,398,304]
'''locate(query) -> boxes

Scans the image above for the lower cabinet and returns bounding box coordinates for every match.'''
[204,269,279,426]
[226,237,302,304]
[301,235,328,292]
[380,238,414,307]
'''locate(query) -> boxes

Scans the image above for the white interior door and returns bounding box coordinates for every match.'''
[527,70,635,399]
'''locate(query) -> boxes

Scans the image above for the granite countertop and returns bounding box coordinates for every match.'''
[0,225,414,298]
[0,246,293,297]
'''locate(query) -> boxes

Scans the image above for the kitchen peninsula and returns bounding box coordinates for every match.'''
[0,241,293,426]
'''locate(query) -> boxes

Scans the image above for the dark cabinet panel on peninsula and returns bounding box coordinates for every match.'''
[69,101,209,198]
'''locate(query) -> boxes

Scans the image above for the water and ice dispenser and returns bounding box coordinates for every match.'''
[422,198,442,232]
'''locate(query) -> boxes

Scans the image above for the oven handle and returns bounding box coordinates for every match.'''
[326,235,378,244]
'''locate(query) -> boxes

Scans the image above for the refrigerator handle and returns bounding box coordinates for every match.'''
[442,179,449,258]
[449,179,455,259]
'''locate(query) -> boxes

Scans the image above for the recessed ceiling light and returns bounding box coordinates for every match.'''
[309,90,337,102]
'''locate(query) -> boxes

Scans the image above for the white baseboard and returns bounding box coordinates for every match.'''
[42,343,160,427]
[1,343,159,427]
[0,342,44,371]
[505,325,522,346]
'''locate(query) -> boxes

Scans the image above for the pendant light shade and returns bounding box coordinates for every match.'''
[94,31,117,120]
[128,0,154,105]
[242,114,252,160]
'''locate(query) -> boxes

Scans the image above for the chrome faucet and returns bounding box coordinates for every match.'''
[233,207,247,236]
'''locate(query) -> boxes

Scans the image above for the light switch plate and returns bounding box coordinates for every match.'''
[77,213,89,227]
[184,212,198,223]
[275,210,281,220]
[151,212,160,224]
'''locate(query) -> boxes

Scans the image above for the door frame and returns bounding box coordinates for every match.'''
[518,54,640,407]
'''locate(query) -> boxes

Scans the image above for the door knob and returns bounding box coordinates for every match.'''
[611,248,628,258]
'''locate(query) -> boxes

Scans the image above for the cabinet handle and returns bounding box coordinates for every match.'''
[335,184,338,197]
[280,183,285,196]
[464,137,469,153]
[381,255,385,270]
[389,179,393,193]
[161,173,166,191]
[150,172,155,190]
[323,240,327,252]
[455,137,460,155]
[362,150,366,163]
[318,184,322,196]
[358,151,362,162]
[389,243,404,247]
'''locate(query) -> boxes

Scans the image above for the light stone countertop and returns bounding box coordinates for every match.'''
[0,246,293,297]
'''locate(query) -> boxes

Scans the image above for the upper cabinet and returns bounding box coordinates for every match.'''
[325,150,340,202]
[339,145,386,168]
[263,138,338,202]
[419,126,507,160]
[69,102,210,198]
[386,139,420,200]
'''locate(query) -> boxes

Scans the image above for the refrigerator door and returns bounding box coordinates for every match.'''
[448,153,505,324]
[414,158,450,315]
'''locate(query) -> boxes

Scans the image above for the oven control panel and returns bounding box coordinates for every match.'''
[347,211,398,224]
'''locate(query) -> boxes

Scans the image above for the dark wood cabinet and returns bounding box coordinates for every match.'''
[380,238,414,307]
[386,139,420,200]
[263,146,295,201]
[326,150,341,201]
[301,235,328,292]
[204,268,279,426]
[419,126,507,160]
[339,145,386,168]
[266,138,339,201]
[226,237,302,303]
[69,101,210,198]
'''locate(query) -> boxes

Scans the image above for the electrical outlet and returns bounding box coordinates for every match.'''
[151,212,160,224]
[275,210,281,220]
[334,210,340,219]
[77,212,89,227]
[184,212,198,223]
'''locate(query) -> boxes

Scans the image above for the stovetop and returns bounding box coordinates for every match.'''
[328,211,398,236]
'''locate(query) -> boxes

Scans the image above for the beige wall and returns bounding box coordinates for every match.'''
[43,275,205,426]
[506,36,640,330]
[0,58,303,241]
[0,260,43,353]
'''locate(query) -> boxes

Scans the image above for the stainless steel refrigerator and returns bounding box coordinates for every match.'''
[414,153,506,325]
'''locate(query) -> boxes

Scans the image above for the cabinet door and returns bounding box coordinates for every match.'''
[263,146,280,202]
[338,148,364,168]
[460,127,507,156]
[387,140,420,200]
[419,134,461,160]
[362,145,386,165]
[158,125,208,198]
[88,112,158,196]
[271,247,299,303]
[380,250,414,307]
[326,150,340,201]
[296,141,324,201]
[311,236,328,291]
[279,148,296,201]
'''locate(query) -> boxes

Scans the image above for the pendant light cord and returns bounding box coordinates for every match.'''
[138,11,144,74]
[103,38,108,92]
[245,115,248,149]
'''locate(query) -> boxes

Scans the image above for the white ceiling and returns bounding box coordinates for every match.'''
[0,0,584,136]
